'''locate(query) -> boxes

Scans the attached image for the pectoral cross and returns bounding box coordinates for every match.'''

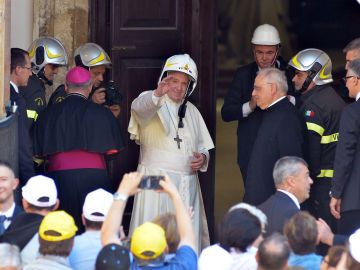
[174,133,182,149]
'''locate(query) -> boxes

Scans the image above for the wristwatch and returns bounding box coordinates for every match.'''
[113,191,128,202]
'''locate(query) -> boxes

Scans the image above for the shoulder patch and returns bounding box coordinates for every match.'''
[304,110,315,117]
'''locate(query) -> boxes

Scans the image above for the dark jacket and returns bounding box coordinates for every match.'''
[10,84,35,184]
[0,212,43,250]
[331,100,360,213]
[221,58,295,180]
[259,191,299,237]
[18,74,46,130]
[244,98,306,205]
[299,84,345,180]
[48,84,66,106]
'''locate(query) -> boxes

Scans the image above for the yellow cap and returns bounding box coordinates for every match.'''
[39,211,78,242]
[130,222,167,260]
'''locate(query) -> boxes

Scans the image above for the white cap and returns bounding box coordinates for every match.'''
[22,175,57,207]
[83,189,113,222]
[349,228,360,263]
[198,244,233,270]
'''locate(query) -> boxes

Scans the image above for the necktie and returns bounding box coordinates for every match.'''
[0,215,6,235]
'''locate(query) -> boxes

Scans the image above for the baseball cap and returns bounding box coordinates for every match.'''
[22,175,57,207]
[130,222,167,260]
[349,228,360,263]
[39,210,78,242]
[96,244,132,270]
[66,66,91,85]
[83,188,113,222]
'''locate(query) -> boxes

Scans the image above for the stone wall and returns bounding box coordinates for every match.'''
[32,0,89,98]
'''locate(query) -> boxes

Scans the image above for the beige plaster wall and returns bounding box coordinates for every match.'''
[33,0,89,98]
[11,0,33,50]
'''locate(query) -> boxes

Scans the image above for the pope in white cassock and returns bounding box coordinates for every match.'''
[128,54,214,251]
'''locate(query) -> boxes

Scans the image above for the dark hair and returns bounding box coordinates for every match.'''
[27,202,57,212]
[218,208,261,252]
[11,48,29,73]
[257,233,290,270]
[84,218,103,230]
[39,231,74,257]
[284,211,318,254]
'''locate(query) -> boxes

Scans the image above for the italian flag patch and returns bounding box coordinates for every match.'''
[305,110,315,117]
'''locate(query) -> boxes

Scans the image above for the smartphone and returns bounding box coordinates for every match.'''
[138,175,164,190]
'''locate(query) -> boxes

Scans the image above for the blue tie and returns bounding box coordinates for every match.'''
[0,215,6,235]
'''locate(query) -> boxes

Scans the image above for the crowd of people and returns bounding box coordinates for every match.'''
[1,22,360,269]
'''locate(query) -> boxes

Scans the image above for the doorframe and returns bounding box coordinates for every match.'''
[88,0,217,242]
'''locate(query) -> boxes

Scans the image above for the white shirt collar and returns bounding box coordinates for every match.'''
[267,96,286,109]
[0,202,15,218]
[10,81,19,93]
[356,92,360,101]
[277,189,300,209]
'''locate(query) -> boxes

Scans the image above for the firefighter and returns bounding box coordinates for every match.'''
[19,37,68,129]
[288,48,345,232]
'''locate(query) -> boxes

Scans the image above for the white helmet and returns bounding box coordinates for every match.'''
[158,54,198,95]
[28,37,68,75]
[74,43,112,68]
[288,48,333,87]
[251,24,281,46]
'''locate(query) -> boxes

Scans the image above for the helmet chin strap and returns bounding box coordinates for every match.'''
[299,62,323,93]
[37,68,53,86]
[177,81,193,128]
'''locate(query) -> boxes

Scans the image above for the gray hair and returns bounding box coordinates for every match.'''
[273,156,308,187]
[348,58,360,78]
[229,202,267,226]
[343,37,360,54]
[0,243,22,269]
[257,68,288,94]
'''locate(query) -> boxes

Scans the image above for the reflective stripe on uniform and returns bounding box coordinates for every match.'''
[320,133,339,144]
[27,110,38,121]
[317,169,334,178]
[306,122,324,136]
[306,122,338,144]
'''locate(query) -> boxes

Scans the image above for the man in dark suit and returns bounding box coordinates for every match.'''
[0,161,23,235]
[221,24,295,185]
[330,59,360,235]
[9,48,35,184]
[259,156,313,237]
[243,68,305,205]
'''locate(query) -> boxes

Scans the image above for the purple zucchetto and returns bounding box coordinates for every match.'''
[66,66,91,85]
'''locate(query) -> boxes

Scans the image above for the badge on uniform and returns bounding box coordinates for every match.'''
[305,110,315,117]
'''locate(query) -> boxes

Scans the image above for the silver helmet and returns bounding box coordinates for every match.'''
[28,37,68,75]
[74,43,112,68]
[289,48,333,86]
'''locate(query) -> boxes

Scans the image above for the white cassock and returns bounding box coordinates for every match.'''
[128,90,215,252]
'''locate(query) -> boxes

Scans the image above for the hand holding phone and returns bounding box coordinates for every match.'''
[138,175,164,190]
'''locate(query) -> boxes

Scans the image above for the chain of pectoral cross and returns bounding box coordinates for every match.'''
[165,102,183,149]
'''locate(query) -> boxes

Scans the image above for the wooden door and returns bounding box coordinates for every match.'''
[89,0,216,239]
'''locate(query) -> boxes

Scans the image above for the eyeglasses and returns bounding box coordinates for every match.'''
[343,75,359,82]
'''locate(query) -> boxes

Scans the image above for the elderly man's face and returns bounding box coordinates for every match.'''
[0,166,18,205]
[344,70,359,98]
[291,164,313,203]
[345,50,360,70]
[166,71,190,103]
[252,75,274,109]
[253,45,278,69]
